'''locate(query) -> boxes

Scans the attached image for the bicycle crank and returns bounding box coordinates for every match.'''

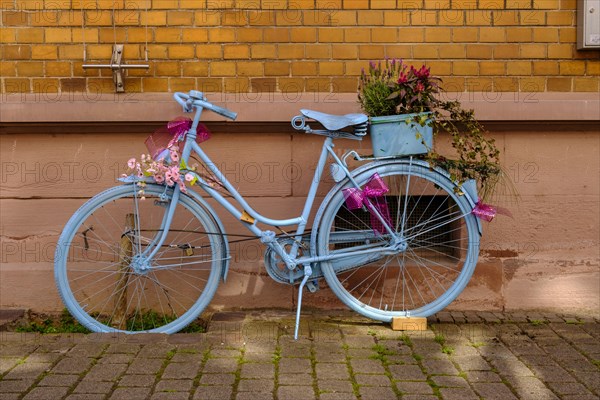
[263,238,310,285]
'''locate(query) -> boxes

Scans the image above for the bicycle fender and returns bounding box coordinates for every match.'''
[182,189,231,282]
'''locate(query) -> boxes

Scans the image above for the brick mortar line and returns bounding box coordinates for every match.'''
[371,335,406,399]
[189,345,213,400]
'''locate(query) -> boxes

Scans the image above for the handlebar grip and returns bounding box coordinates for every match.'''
[207,103,238,120]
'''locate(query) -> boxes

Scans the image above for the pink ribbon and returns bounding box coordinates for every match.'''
[167,117,211,145]
[472,199,497,222]
[343,173,392,234]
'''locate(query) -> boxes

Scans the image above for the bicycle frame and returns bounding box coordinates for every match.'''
[140,97,400,275]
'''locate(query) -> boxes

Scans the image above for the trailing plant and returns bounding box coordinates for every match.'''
[358,59,502,199]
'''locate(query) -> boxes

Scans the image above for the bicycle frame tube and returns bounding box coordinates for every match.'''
[143,102,398,268]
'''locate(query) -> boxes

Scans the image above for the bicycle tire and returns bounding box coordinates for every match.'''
[54,183,224,333]
[316,161,480,321]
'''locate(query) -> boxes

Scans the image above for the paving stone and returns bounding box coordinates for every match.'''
[51,357,94,374]
[452,355,492,371]
[65,395,106,400]
[387,364,426,381]
[3,363,52,379]
[354,373,390,386]
[37,373,79,387]
[546,381,596,396]
[438,387,480,400]
[127,358,165,374]
[68,344,107,358]
[209,348,242,358]
[317,379,354,393]
[431,375,469,388]
[472,382,519,399]
[237,378,274,392]
[358,385,397,400]
[85,363,127,381]
[319,393,358,400]
[562,395,600,400]
[315,363,349,380]
[73,380,114,394]
[277,385,314,400]
[313,351,346,363]
[235,392,274,400]
[394,380,434,394]
[136,344,175,358]
[22,386,69,399]
[97,353,136,364]
[465,370,503,382]
[109,387,152,400]
[344,336,375,349]
[348,358,386,375]
[421,358,459,375]
[0,394,20,400]
[151,392,190,400]
[118,374,156,387]
[346,348,375,359]
[0,379,35,393]
[278,357,312,374]
[202,358,238,373]
[198,373,236,386]
[402,395,438,400]
[531,365,577,382]
[155,379,194,392]
[240,362,274,379]
[0,358,21,374]
[504,376,560,400]
[193,385,232,400]
[278,373,313,386]
[162,361,201,379]
[243,351,274,363]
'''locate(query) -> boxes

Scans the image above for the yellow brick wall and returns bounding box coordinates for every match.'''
[1,0,599,94]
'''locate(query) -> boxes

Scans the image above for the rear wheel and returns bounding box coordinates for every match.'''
[316,162,480,321]
[54,184,223,333]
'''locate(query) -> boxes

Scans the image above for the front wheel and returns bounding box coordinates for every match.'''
[316,162,480,321]
[54,184,224,333]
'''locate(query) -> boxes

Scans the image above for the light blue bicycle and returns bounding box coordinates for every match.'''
[54,90,481,337]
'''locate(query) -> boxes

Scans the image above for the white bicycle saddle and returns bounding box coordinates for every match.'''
[300,109,368,131]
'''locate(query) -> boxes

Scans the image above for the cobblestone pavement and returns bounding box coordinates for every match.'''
[1,310,599,400]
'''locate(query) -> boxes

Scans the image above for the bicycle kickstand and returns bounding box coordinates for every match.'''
[294,264,313,340]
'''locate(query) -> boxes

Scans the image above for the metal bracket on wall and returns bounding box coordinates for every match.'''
[82,45,150,93]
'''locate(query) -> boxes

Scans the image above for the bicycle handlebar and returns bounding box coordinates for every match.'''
[173,91,237,121]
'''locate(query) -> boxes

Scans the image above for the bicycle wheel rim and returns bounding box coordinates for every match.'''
[317,163,480,321]
[54,184,223,333]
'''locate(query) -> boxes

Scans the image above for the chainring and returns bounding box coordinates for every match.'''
[263,238,310,285]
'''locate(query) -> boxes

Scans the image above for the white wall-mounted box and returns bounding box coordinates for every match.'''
[578,0,600,49]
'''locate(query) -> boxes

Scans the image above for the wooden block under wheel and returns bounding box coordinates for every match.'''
[391,317,427,331]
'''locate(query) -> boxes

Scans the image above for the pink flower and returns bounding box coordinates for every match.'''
[165,171,174,186]
[178,180,187,193]
[397,72,408,84]
[185,173,195,182]
[127,158,136,169]
[170,150,180,163]
[415,82,425,93]
[154,174,165,184]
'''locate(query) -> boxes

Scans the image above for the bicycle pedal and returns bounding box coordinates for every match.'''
[306,280,319,293]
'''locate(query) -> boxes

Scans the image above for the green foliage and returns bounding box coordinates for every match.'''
[16,309,89,334]
[358,60,503,199]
